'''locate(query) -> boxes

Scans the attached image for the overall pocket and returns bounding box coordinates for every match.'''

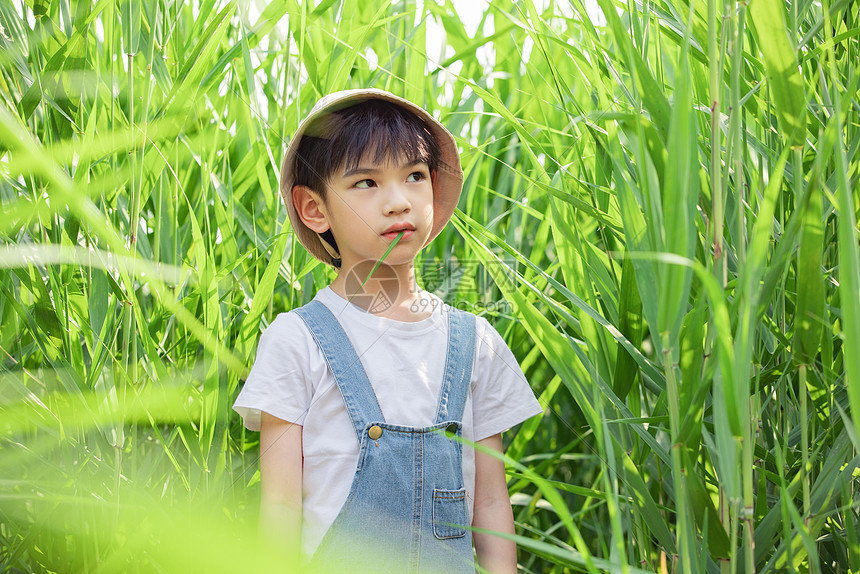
[432,488,468,539]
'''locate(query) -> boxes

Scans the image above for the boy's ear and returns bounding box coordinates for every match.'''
[292,185,330,233]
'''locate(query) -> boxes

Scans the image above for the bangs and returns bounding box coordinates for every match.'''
[333,103,439,175]
[293,99,441,195]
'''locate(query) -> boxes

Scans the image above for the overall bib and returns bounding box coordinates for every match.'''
[294,301,476,574]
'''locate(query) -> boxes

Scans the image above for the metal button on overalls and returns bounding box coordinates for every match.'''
[295,301,476,574]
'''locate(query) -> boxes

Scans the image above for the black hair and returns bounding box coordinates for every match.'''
[292,99,441,261]
[293,99,441,199]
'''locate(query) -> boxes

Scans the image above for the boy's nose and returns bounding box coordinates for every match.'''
[383,184,411,215]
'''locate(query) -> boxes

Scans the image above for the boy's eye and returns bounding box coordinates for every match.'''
[407,171,426,182]
[354,179,375,189]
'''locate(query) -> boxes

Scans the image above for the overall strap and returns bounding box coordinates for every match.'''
[434,307,476,424]
[294,301,386,440]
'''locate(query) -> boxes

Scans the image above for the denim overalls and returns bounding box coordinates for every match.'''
[294,300,476,574]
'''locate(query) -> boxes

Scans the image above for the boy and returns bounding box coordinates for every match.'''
[233,89,543,573]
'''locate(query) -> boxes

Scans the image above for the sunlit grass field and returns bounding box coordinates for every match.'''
[1,0,859,572]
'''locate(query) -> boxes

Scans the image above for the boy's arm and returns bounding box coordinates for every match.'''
[473,433,517,574]
[259,411,303,565]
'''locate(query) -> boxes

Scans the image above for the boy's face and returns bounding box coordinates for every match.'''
[314,153,435,267]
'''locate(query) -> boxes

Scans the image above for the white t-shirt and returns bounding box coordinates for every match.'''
[233,287,543,558]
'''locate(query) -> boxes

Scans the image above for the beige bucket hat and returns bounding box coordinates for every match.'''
[280,88,464,267]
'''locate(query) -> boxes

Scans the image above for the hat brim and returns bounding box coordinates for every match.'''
[280,89,463,267]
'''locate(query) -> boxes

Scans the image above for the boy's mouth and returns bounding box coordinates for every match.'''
[382,223,415,240]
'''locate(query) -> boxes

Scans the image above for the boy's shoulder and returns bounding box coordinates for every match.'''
[255,309,312,351]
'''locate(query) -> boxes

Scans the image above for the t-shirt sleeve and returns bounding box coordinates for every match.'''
[470,316,544,441]
[232,312,316,431]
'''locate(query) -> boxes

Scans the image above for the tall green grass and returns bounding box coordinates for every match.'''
[1,0,859,572]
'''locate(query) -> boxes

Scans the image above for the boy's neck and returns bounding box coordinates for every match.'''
[328,259,435,322]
